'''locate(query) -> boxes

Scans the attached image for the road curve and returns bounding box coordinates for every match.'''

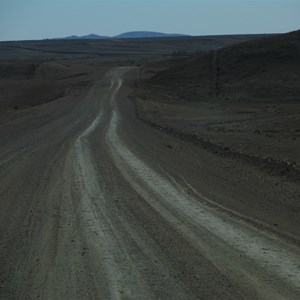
[0,67,299,299]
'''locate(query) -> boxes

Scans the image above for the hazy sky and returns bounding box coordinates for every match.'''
[0,0,299,41]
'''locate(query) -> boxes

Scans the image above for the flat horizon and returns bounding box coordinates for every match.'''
[0,30,285,43]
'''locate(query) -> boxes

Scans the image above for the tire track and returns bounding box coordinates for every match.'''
[72,74,153,299]
[105,70,300,299]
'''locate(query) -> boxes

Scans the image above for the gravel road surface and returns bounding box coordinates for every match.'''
[0,67,299,299]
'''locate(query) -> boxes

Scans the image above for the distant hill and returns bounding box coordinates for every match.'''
[54,34,109,40]
[113,31,189,39]
[80,34,109,40]
[53,31,189,40]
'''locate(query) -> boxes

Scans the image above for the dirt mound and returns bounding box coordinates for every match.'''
[149,30,300,103]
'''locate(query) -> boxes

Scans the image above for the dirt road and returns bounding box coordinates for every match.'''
[0,67,299,299]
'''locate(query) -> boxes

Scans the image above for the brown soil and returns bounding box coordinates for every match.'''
[0,62,97,113]
[1,32,300,299]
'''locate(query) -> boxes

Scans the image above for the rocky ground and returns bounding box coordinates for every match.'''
[135,30,300,185]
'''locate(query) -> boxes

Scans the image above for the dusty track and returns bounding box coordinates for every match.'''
[0,67,299,299]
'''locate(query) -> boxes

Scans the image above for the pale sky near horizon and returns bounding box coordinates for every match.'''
[0,0,299,41]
